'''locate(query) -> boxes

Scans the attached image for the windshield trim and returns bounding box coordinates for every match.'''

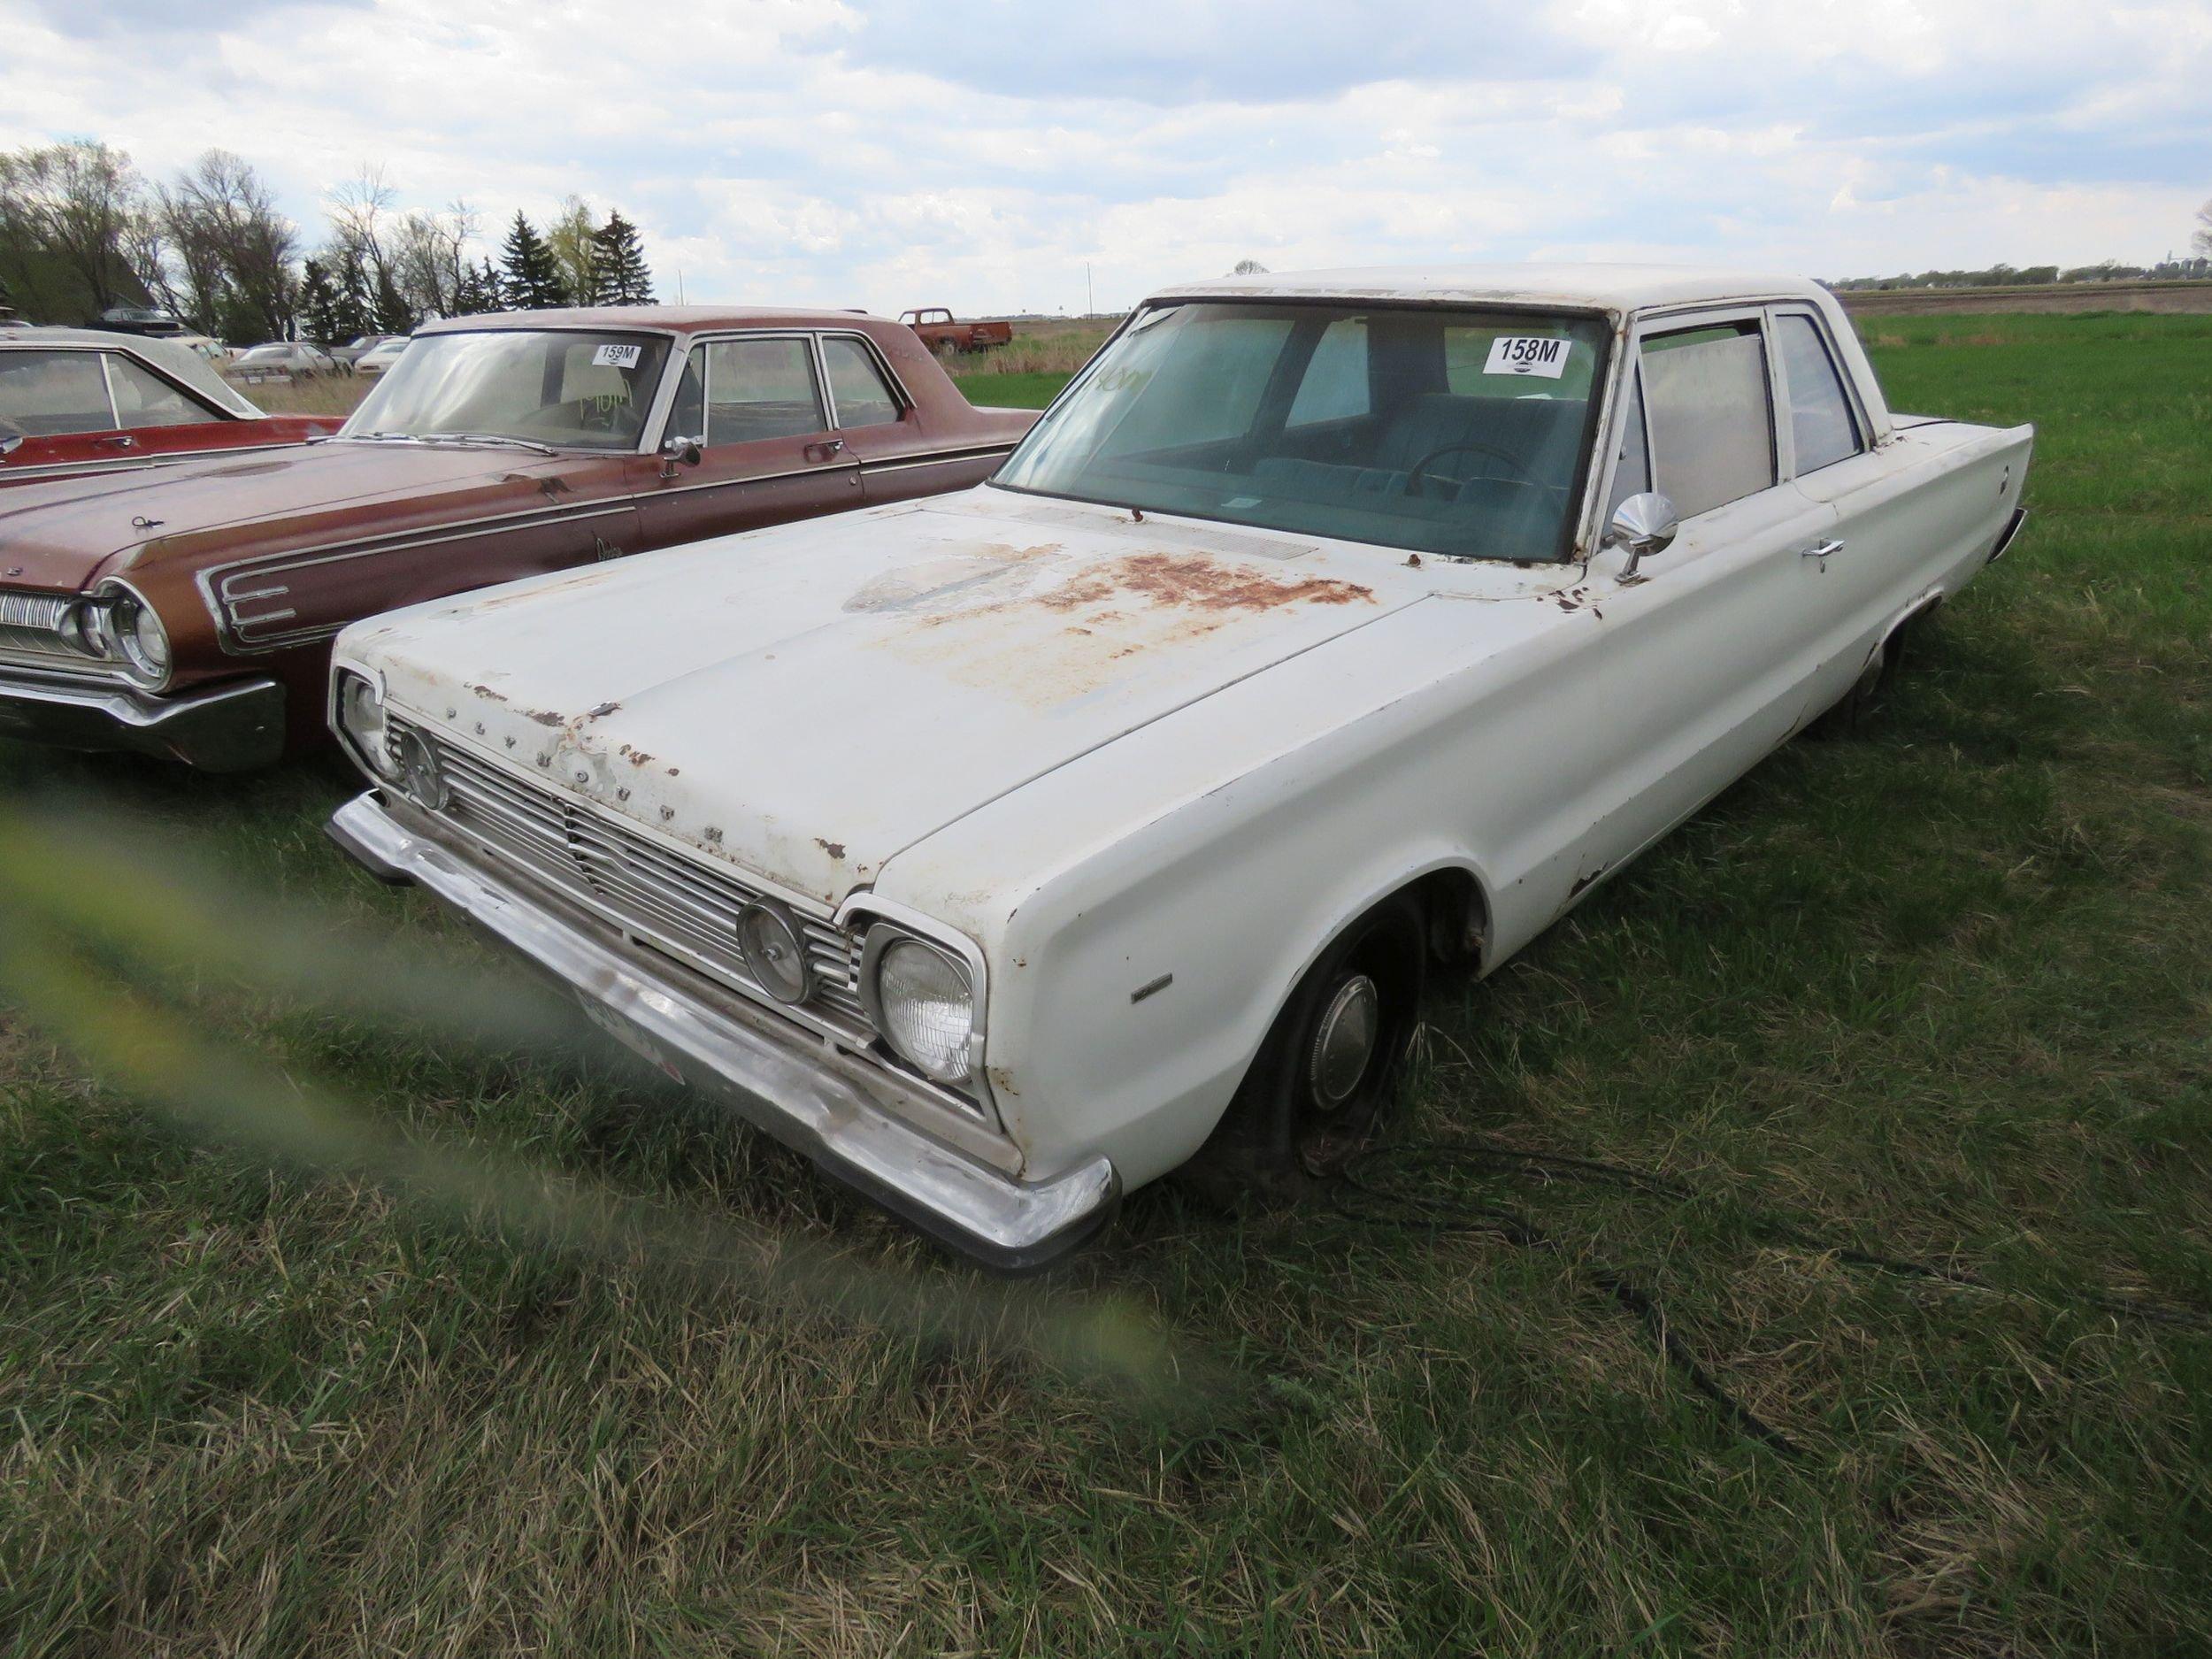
[989,296,1616,565]
[335,325,681,455]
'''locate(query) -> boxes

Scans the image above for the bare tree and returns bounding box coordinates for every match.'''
[157,150,299,338]
[0,141,143,311]
[2194,198,2212,259]
[1232,257,1270,275]
[393,202,478,319]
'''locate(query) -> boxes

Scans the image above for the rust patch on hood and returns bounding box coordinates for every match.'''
[1036,551,1373,615]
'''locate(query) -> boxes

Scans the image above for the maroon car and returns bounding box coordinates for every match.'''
[0,328,343,488]
[0,306,1035,770]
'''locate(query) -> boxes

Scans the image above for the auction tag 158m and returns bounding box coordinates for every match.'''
[1483,335,1571,379]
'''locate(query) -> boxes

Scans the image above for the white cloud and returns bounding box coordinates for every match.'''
[0,0,2206,319]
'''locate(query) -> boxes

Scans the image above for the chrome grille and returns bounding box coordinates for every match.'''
[0,590,79,660]
[392,718,871,1033]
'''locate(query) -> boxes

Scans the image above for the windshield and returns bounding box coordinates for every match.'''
[235,346,288,363]
[995,301,1611,560]
[340,328,670,450]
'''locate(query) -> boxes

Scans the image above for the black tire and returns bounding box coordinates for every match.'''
[1811,612,1919,738]
[1185,890,1426,1205]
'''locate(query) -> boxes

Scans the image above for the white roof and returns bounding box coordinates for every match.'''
[1156,262,1828,314]
[0,326,263,418]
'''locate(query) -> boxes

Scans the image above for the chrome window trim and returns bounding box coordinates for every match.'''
[1764,303,1873,479]
[1626,303,1782,520]
[812,329,914,430]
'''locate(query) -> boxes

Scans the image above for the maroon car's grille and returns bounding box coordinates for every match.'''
[0,590,83,663]
[388,716,878,1041]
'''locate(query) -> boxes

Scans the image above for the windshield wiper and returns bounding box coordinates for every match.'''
[419,433,558,456]
[325,430,420,444]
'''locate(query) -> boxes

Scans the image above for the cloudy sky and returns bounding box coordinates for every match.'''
[4,0,2208,316]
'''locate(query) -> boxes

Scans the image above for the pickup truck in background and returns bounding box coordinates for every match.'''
[900,309,1013,355]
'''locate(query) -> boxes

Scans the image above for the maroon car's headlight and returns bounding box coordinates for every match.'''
[72,581,169,688]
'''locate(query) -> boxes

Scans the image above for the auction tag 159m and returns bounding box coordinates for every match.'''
[1483,336,1571,379]
[593,342,644,369]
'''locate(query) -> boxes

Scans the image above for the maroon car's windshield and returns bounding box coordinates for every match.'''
[342,329,672,451]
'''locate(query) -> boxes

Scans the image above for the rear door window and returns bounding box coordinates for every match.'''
[1774,313,1863,475]
[1640,320,1776,518]
[107,356,214,427]
[1285,318,1369,428]
[820,336,902,429]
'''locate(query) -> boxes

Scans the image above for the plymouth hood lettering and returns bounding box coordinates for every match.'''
[357,495,1435,905]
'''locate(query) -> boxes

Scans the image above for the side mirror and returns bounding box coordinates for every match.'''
[657,434,703,480]
[1604,491,1679,577]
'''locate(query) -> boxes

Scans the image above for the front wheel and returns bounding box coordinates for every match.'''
[1185,891,1426,1204]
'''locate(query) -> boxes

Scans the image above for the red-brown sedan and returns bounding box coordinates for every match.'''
[0,306,1035,770]
[0,328,343,489]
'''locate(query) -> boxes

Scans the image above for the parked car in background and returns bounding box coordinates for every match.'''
[0,306,1035,770]
[326,265,2033,1267]
[0,328,342,488]
[901,308,1012,355]
[353,336,410,378]
[330,333,404,369]
[95,305,186,338]
[171,334,231,368]
[224,342,342,387]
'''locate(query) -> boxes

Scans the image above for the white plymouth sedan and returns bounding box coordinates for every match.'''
[325,265,2032,1269]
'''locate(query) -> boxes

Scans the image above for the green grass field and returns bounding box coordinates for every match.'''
[3,312,2208,1655]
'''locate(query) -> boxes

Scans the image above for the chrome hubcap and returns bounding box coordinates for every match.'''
[1309,973,1380,1111]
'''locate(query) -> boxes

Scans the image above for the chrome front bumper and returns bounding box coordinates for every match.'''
[0,664,285,771]
[326,792,1120,1271]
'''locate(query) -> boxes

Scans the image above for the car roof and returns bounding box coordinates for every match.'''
[1154,262,1831,314]
[0,326,263,418]
[416,305,896,337]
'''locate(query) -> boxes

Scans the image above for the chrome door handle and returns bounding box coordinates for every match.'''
[1801,538,1844,560]
[806,436,846,461]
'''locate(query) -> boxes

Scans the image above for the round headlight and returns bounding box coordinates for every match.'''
[735,899,813,1005]
[395,727,448,810]
[873,935,976,1085]
[105,589,169,684]
[337,672,399,779]
[59,598,115,660]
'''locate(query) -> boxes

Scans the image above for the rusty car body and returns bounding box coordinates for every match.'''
[325,265,2032,1268]
[0,328,342,490]
[0,306,1034,770]
[901,309,1012,355]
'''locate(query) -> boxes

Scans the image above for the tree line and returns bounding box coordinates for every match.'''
[1829,255,2210,292]
[0,140,656,344]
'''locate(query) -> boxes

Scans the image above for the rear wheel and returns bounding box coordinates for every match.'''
[1186,891,1426,1204]
[1812,611,1922,737]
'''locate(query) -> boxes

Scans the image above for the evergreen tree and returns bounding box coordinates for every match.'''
[300,257,342,342]
[369,262,411,333]
[329,249,374,340]
[589,210,654,304]
[458,256,505,314]
[499,211,565,311]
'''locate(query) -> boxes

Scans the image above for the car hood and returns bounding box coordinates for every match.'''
[347,492,1478,907]
[0,442,584,593]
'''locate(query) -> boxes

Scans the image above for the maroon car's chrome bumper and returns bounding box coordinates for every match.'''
[0,664,285,771]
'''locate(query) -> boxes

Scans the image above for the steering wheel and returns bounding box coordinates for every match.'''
[1401,440,1532,500]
